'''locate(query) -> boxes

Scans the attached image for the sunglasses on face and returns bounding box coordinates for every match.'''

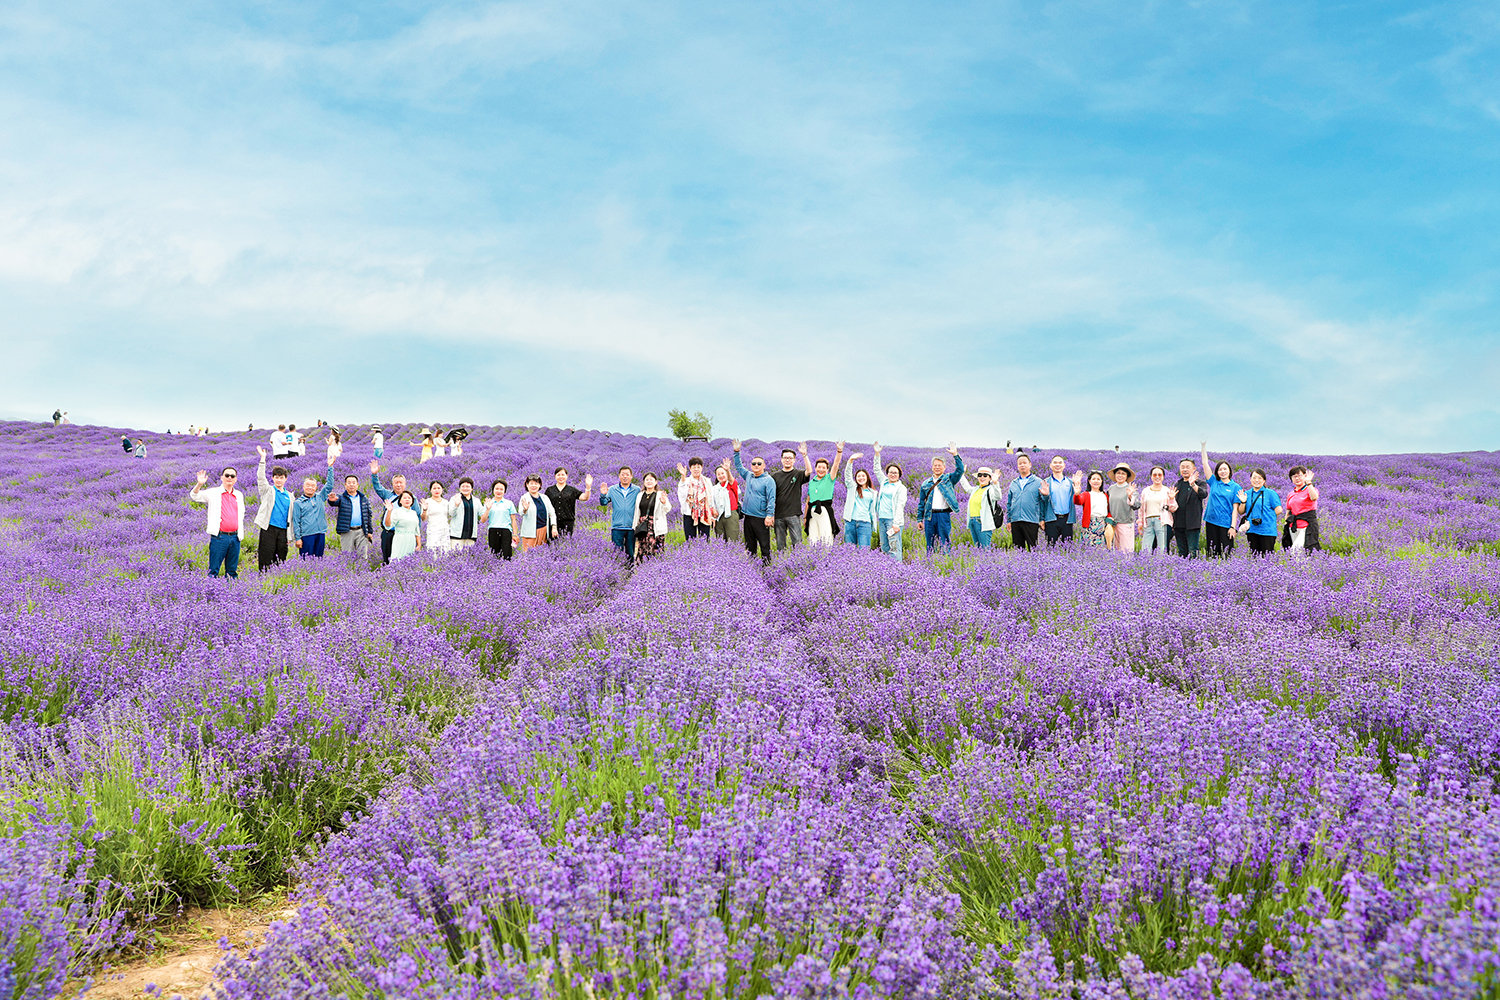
[222,474,236,479]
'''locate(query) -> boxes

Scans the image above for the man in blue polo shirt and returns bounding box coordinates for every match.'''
[253,447,295,570]
[731,440,778,564]
[1004,454,1046,551]
[600,467,642,560]
[1039,455,1077,546]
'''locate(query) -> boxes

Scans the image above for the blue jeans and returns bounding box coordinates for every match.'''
[845,519,872,548]
[610,527,636,560]
[968,517,992,548]
[208,532,240,578]
[879,518,902,560]
[923,511,952,553]
[1141,517,1170,554]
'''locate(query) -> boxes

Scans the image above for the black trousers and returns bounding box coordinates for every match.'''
[1044,514,1073,546]
[683,515,712,540]
[743,516,773,563]
[381,528,395,564]
[258,526,288,570]
[1248,533,1277,555]
[556,519,575,536]
[1205,522,1234,558]
[488,527,513,560]
[1174,524,1201,558]
[1010,522,1039,550]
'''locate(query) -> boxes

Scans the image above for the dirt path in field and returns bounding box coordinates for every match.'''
[76,897,294,1000]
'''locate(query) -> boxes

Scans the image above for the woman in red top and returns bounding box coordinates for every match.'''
[713,459,741,542]
[1072,469,1113,548]
[1282,466,1320,551]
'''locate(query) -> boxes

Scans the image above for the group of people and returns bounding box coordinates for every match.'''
[187,452,596,577]
[184,438,1321,580]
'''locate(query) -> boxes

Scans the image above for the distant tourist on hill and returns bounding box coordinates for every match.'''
[1106,463,1140,554]
[1004,454,1045,551]
[132,438,147,459]
[600,467,642,559]
[1038,456,1077,547]
[447,477,481,550]
[676,458,717,541]
[1201,443,1240,559]
[120,433,132,454]
[372,427,384,460]
[326,428,342,463]
[1172,459,1209,558]
[546,468,592,537]
[1237,470,1283,556]
[270,424,292,459]
[1284,468,1320,551]
[1137,466,1175,555]
[767,444,812,552]
[632,472,671,564]
[413,429,435,463]
[731,442,777,564]
[843,451,878,549]
[917,443,964,554]
[292,455,338,558]
[190,466,245,579]
[872,443,908,560]
[805,443,845,547]
[326,467,374,565]
[366,460,405,564]
[383,492,422,561]
[517,475,556,552]
[51,409,61,426]
[253,447,294,571]
[483,480,518,559]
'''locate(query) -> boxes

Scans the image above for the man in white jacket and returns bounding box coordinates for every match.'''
[253,447,295,570]
[190,466,246,578]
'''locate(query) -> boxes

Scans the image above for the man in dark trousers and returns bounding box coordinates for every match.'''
[1172,458,1209,558]
[769,443,813,552]
[544,468,592,536]
[367,459,409,565]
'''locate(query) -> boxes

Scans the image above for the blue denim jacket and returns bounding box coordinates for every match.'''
[731,453,777,519]
[917,454,965,520]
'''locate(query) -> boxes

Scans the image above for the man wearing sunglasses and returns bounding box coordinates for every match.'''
[730,440,778,564]
[190,466,246,578]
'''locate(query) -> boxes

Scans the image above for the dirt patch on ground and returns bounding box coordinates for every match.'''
[73,896,294,1000]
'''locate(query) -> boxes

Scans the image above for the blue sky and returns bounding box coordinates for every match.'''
[1,0,1496,452]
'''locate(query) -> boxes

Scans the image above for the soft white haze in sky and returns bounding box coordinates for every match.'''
[1,0,1497,451]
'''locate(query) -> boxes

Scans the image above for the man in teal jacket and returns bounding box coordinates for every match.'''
[732,441,778,564]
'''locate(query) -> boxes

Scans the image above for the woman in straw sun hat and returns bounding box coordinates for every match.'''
[1106,461,1140,554]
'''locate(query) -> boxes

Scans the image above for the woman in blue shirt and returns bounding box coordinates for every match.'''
[1235,469,1284,556]
[1200,443,1241,559]
[842,451,878,549]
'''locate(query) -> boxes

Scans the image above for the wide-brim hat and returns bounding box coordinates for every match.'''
[975,467,994,476]
[1110,462,1136,482]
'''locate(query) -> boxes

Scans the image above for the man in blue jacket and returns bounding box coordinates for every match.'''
[599,467,642,560]
[1038,455,1077,547]
[731,440,778,564]
[292,454,338,558]
[1005,454,1046,551]
[917,442,965,554]
[329,466,377,566]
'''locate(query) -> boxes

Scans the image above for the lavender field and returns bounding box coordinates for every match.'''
[3,420,1500,999]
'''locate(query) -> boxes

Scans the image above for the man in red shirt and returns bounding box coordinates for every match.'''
[190,467,246,578]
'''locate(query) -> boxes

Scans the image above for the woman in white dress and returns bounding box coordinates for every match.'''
[326,428,343,463]
[422,481,451,553]
[384,492,422,561]
[433,429,448,459]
